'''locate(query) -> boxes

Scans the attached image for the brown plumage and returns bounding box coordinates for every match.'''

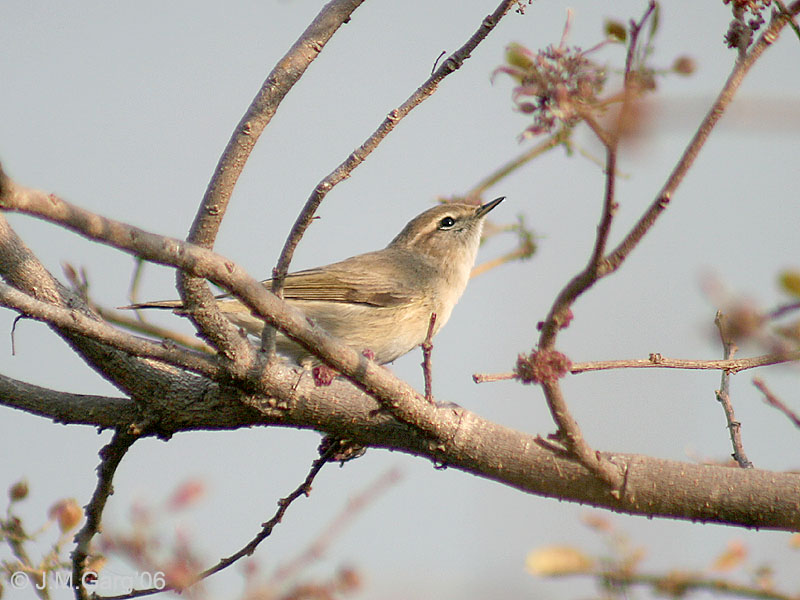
[124,198,503,364]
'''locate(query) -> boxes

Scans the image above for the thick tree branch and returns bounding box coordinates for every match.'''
[2,2,799,542]
[2,370,799,532]
[5,175,800,531]
[0,282,221,379]
[3,176,800,531]
[0,212,201,406]
[178,0,366,357]
[526,3,798,489]
[0,180,465,442]
[0,374,136,427]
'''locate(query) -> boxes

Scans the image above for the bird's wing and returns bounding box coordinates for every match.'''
[276,250,432,308]
[120,250,434,311]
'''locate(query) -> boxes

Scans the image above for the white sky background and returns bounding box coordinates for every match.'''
[1,1,799,598]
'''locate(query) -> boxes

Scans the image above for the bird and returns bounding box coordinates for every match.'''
[124,197,503,365]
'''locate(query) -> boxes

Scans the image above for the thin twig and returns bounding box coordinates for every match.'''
[533,132,619,483]
[572,352,799,374]
[100,443,338,600]
[716,389,752,467]
[604,1,800,275]
[575,569,797,600]
[72,429,139,600]
[775,0,800,41]
[0,282,221,379]
[766,300,800,320]
[538,3,656,348]
[582,111,617,267]
[470,244,533,278]
[127,258,146,307]
[421,313,437,403]
[269,0,519,318]
[526,2,800,486]
[431,50,447,75]
[528,7,658,490]
[270,467,402,584]
[95,306,214,354]
[754,377,800,429]
[473,349,800,382]
[586,2,654,266]
[464,127,571,202]
[715,312,753,468]
[473,371,515,383]
[10,314,23,355]
[61,262,213,354]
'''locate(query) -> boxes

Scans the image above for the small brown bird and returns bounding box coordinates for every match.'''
[125,197,503,364]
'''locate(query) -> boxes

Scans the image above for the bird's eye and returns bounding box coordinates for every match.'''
[438,216,456,229]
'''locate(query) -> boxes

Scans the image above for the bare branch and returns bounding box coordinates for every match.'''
[586,3,654,265]
[714,312,753,468]
[570,352,800,374]
[178,0,366,356]
[754,377,800,429]
[474,349,800,382]
[0,374,138,428]
[99,443,337,599]
[582,112,617,265]
[0,282,221,379]
[270,0,520,303]
[524,5,660,490]
[72,430,139,600]
[0,210,200,403]
[604,0,800,274]
[537,2,659,347]
[3,368,800,532]
[525,2,799,489]
[0,181,463,441]
[11,180,798,529]
[271,467,402,584]
[2,2,800,539]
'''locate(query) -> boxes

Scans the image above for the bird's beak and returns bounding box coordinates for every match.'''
[475,196,505,218]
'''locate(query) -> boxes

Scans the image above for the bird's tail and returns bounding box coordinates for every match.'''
[118,300,185,311]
